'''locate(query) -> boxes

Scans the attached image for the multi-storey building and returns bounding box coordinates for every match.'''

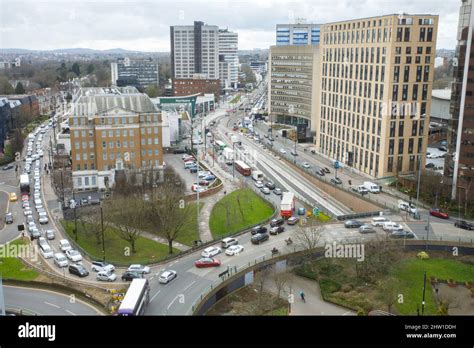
[172,75,220,101]
[110,57,159,90]
[69,87,166,191]
[317,14,438,178]
[445,0,474,201]
[218,29,239,89]
[171,21,220,80]
[268,45,320,139]
[276,22,321,46]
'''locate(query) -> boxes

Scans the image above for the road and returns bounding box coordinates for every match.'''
[4,286,103,315]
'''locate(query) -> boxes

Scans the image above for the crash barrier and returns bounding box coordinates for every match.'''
[336,210,390,221]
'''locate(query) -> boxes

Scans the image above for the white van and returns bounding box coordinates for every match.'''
[371,216,390,227]
[221,237,238,249]
[382,221,403,232]
[363,181,380,193]
[184,161,197,169]
[398,200,417,214]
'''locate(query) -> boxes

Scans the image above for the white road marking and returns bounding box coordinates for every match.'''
[44,301,60,309]
[167,295,181,310]
[150,276,154,280]
[65,310,76,316]
[150,290,161,303]
[182,280,196,292]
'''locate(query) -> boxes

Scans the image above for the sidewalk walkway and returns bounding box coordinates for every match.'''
[264,273,355,316]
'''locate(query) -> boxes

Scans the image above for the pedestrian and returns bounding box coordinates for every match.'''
[300,291,306,303]
[224,190,226,195]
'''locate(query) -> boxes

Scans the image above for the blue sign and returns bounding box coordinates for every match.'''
[312,207,320,216]
[334,160,340,169]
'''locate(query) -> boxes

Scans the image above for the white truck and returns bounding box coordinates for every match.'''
[363,181,380,193]
[351,185,369,195]
[222,147,234,165]
[252,170,264,181]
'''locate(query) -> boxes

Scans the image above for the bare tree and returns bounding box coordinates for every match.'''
[294,224,324,252]
[376,277,400,314]
[109,197,144,253]
[273,271,291,300]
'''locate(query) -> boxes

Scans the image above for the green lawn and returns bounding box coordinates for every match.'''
[229,95,241,104]
[173,203,202,246]
[392,258,474,315]
[61,220,178,265]
[0,239,38,281]
[209,188,274,238]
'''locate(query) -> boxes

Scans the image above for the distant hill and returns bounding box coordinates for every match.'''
[0,48,168,55]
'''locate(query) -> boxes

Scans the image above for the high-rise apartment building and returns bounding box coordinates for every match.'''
[170,21,238,91]
[276,22,321,45]
[316,14,438,178]
[111,57,159,90]
[268,45,320,139]
[445,0,474,200]
[69,87,166,191]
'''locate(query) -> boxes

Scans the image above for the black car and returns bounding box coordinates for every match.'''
[316,169,325,176]
[269,226,285,235]
[5,213,13,224]
[173,148,187,154]
[121,271,143,281]
[438,146,448,152]
[323,167,331,174]
[68,264,89,278]
[454,220,474,230]
[344,220,363,228]
[331,177,342,185]
[425,162,435,169]
[265,182,276,190]
[251,233,269,245]
[3,164,13,170]
[251,225,268,235]
[390,230,415,239]
[270,218,285,227]
[190,167,198,173]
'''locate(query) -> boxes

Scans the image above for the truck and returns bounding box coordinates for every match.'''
[362,181,380,193]
[222,147,234,165]
[351,185,369,195]
[252,170,264,181]
[280,192,295,218]
[231,135,239,144]
[20,174,30,195]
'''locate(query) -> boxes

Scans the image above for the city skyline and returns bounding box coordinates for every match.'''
[0,0,460,51]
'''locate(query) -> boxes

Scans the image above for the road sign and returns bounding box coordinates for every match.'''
[334,160,340,169]
[312,207,320,216]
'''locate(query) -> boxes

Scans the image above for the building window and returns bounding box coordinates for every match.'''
[92,176,96,186]
[398,139,404,154]
[85,177,89,186]
[102,141,106,149]
[76,177,82,187]
[130,130,134,137]
[102,131,106,137]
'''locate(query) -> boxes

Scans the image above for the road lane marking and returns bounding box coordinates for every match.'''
[150,290,161,303]
[65,310,76,316]
[44,301,60,309]
[167,295,181,310]
[182,280,196,292]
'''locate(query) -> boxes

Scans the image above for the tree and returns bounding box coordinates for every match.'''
[294,223,323,252]
[376,277,400,314]
[14,82,25,94]
[86,63,95,75]
[109,197,144,253]
[57,62,68,82]
[71,62,81,77]
[0,76,14,94]
[10,128,24,155]
[65,93,72,103]
[145,167,194,254]
[145,85,159,98]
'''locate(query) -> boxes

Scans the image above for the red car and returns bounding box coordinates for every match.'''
[430,208,449,219]
[199,180,210,186]
[194,258,221,268]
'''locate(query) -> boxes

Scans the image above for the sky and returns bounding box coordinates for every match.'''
[0,0,461,51]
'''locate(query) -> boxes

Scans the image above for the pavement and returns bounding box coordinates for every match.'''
[263,273,355,316]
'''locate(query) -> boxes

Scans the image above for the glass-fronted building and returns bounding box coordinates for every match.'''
[276,23,321,46]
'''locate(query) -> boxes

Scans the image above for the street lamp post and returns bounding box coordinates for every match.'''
[421,271,427,316]
[100,205,105,261]
[293,124,297,164]
[416,153,423,208]
[232,141,235,179]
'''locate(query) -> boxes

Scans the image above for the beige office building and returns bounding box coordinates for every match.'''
[316,14,438,178]
[268,45,320,139]
[69,87,166,191]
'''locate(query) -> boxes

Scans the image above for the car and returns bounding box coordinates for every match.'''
[297,207,306,216]
[24,209,32,217]
[191,184,205,193]
[221,237,238,249]
[273,188,282,195]
[201,246,222,258]
[291,150,298,156]
[121,271,143,281]
[159,270,177,284]
[269,226,285,235]
[26,215,34,224]
[59,239,72,252]
[254,180,264,188]
[97,271,117,282]
[438,146,448,152]
[195,257,221,268]
[251,225,267,235]
[198,180,210,186]
[45,229,55,240]
[22,201,30,209]
[287,216,300,225]
[426,153,437,159]
[331,177,342,185]
[260,187,271,195]
[38,214,49,225]
[53,253,69,268]
[190,167,198,173]
[5,212,13,224]
[359,225,376,234]
[39,244,54,259]
[425,162,435,169]
[29,227,41,239]
[316,169,325,176]
[279,148,287,154]
[382,222,404,232]
[127,264,151,274]
[91,261,115,273]
[270,218,285,227]
[429,208,449,219]
[398,200,417,214]
[197,170,211,178]
[9,192,18,202]
[69,264,89,278]
[454,220,474,230]
[323,167,331,174]
[344,220,363,228]
[203,175,216,181]
[80,198,89,205]
[225,245,244,256]
[3,163,13,170]
[65,249,83,262]
[390,230,415,239]
[265,182,276,190]
[251,233,269,244]
[302,162,310,169]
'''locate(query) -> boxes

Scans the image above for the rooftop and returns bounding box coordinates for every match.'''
[432,89,452,100]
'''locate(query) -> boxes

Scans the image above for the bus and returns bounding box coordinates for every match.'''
[117,278,150,316]
[234,160,252,176]
[214,140,227,151]
[20,174,30,196]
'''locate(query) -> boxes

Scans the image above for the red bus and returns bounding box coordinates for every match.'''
[234,160,251,176]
